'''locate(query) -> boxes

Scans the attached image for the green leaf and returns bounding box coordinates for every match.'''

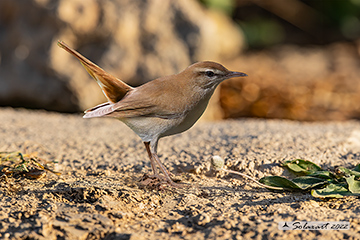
[339,167,360,177]
[311,184,352,198]
[353,164,360,173]
[283,159,322,174]
[346,175,360,194]
[292,176,328,190]
[259,176,301,190]
[260,160,360,197]
[308,170,335,180]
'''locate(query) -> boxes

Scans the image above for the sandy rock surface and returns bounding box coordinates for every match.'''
[0,108,359,239]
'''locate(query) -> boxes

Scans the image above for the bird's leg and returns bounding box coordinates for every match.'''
[142,141,183,188]
[152,151,183,188]
[144,142,158,175]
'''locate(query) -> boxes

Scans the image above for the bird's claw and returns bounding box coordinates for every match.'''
[139,174,185,189]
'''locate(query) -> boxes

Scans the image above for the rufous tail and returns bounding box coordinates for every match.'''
[57,40,133,103]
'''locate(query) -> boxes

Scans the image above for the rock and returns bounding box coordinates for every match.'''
[221,42,360,121]
[0,0,244,115]
[0,0,79,112]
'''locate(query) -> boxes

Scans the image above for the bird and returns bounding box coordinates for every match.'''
[57,40,247,188]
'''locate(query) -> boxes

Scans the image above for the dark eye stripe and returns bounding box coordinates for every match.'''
[205,70,215,77]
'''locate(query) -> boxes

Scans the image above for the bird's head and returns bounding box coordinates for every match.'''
[183,61,247,90]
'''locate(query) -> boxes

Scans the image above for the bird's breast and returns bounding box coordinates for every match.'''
[160,92,212,138]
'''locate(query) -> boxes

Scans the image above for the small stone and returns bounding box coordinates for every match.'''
[104,170,111,176]
[224,222,232,229]
[197,213,211,226]
[309,200,319,208]
[210,156,224,170]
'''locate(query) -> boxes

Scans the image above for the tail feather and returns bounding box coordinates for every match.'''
[84,102,111,113]
[83,102,115,118]
[57,40,133,103]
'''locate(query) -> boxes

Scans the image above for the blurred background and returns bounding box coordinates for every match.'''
[0,0,360,121]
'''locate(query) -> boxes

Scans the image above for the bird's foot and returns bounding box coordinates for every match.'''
[139,174,185,189]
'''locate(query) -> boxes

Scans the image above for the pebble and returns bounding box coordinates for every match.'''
[197,213,211,226]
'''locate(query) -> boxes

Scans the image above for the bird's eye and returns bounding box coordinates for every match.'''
[205,70,215,77]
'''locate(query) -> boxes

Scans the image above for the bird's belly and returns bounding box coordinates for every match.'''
[120,117,175,142]
[120,108,204,142]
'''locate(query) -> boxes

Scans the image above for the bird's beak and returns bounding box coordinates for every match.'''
[227,71,248,78]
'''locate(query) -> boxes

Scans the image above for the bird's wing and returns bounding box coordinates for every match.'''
[108,99,182,119]
[83,98,181,119]
[83,74,188,119]
[57,41,133,103]
[108,77,188,119]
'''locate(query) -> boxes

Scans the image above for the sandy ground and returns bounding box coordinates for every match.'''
[0,107,360,239]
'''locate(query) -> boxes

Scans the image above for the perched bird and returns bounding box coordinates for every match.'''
[57,41,247,188]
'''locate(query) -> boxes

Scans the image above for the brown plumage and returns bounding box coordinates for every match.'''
[58,41,132,103]
[58,40,247,188]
